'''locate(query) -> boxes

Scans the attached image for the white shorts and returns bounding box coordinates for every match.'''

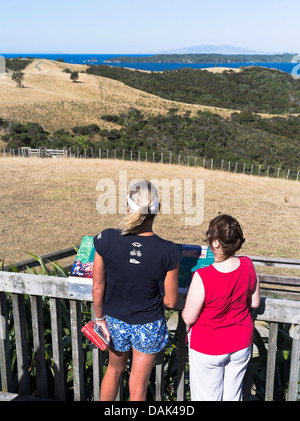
[188,345,252,401]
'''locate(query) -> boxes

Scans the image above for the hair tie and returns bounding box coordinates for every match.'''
[127,195,159,214]
[240,238,245,244]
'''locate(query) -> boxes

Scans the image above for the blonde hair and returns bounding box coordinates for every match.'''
[120,180,159,235]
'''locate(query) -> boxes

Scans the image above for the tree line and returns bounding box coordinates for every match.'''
[1,108,300,170]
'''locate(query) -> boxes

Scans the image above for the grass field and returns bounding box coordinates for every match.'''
[1,157,299,270]
[0,59,292,136]
[0,60,240,133]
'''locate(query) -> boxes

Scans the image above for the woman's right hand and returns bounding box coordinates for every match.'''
[95,320,110,342]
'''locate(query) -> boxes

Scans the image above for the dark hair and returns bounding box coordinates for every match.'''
[205,214,245,260]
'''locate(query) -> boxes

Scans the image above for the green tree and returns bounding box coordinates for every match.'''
[70,71,79,83]
[12,71,24,88]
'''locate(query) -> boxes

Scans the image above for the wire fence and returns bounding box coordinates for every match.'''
[2,146,300,181]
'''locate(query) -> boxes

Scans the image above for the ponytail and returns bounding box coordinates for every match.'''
[120,180,159,235]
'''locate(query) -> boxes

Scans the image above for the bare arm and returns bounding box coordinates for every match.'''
[250,267,260,309]
[92,251,110,340]
[182,271,205,326]
[163,264,180,308]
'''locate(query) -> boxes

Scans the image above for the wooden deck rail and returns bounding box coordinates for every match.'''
[4,246,300,273]
[0,271,300,401]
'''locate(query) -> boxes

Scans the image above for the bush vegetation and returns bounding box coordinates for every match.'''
[1,108,300,170]
[5,57,33,72]
[86,65,300,114]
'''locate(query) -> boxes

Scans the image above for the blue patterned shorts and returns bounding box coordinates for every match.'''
[106,315,169,354]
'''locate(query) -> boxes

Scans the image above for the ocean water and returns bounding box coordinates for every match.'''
[1,53,297,75]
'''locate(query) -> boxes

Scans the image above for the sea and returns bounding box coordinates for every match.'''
[1,53,298,75]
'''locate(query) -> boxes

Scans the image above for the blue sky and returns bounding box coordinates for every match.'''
[0,0,299,54]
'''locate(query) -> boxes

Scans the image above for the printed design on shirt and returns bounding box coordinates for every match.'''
[97,232,102,239]
[129,242,142,264]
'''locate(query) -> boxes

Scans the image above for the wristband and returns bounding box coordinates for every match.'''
[95,316,106,321]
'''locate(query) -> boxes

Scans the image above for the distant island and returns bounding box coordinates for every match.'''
[104,53,295,64]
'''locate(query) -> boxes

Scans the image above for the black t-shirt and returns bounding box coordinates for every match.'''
[93,228,182,324]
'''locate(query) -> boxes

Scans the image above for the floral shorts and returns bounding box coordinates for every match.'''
[106,315,169,354]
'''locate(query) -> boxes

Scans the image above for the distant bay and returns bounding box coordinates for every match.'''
[2,53,297,75]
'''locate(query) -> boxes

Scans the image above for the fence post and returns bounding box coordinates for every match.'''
[161,153,163,163]
[169,153,172,164]
[210,158,213,170]
[178,155,180,165]
[258,165,261,176]
[221,159,224,171]
[243,163,246,174]
[267,166,270,177]
[297,171,300,182]
[235,162,238,173]
[286,169,290,180]
[277,168,280,178]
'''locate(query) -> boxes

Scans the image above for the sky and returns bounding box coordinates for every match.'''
[0,0,299,54]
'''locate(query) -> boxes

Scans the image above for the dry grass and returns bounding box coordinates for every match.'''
[0,60,295,134]
[0,59,237,132]
[1,157,299,269]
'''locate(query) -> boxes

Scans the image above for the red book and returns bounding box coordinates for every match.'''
[81,321,110,351]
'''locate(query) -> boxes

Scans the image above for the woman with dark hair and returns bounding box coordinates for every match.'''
[92,180,181,401]
[182,214,260,401]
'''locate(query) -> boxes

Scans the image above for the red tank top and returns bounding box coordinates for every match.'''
[190,256,257,355]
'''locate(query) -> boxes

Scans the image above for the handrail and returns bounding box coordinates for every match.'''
[0,270,300,401]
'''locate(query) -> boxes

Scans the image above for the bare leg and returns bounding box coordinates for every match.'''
[100,348,129,401]
[129,348,157,401]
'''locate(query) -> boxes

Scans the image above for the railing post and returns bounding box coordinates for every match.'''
[0,292,13,393]
[50,298,66,401]
[287,323,300,401]
[155,349,165,400]
[12,294,30,395]
[265,322,278,400]
[30,295,48,398]
[177,311,187,401]
[70,300,85,401]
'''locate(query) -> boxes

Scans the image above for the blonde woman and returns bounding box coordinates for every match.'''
[92,180,181,401]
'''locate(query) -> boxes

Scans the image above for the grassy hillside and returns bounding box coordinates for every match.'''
[0,157,299,268]
[0,59,235,133]
[1,59,299,170]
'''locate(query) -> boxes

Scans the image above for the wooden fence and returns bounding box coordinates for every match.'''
[1,244,300,401]
[1,147,300,181]
[0,270,299,401]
